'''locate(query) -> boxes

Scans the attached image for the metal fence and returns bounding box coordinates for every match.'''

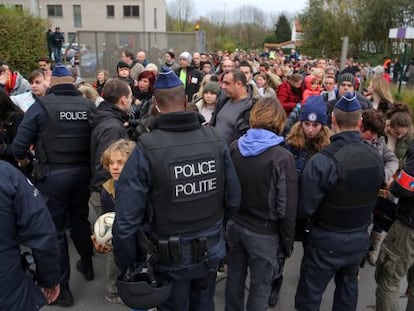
[76,31,205,78]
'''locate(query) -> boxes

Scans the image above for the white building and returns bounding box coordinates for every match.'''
[0,0,166,42]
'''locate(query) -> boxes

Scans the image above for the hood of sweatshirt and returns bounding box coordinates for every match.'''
[238,128,284,157]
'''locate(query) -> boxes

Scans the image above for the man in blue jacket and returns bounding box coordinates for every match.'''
[0,161,60,310]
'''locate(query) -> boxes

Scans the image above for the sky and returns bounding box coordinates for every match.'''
[192,0,308,18]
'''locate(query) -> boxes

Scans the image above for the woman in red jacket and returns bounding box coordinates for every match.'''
[277,73,304,114]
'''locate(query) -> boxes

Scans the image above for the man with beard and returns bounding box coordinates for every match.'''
[277,73,304,114]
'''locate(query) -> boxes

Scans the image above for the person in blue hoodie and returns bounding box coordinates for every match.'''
[225,97,298,311]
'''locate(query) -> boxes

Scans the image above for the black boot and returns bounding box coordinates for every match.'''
[76,257,94,281]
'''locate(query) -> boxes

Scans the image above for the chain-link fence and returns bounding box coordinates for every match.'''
[77,31,205,78]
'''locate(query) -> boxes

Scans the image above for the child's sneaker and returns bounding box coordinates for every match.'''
[105,292,124,304]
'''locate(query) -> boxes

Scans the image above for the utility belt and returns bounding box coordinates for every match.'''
[152,235,219,265]
[32,161,89,181]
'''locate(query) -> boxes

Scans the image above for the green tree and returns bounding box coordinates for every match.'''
[263,34,278,45]
[299,0,414,59]
[0,7,49,76]
[274,14,292,43]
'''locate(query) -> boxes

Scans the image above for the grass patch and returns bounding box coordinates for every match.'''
[392,84,414,108]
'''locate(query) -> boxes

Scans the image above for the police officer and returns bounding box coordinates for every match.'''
[0,160,60,310]
[12,65,96,306]
[112,68,241,311]
[294,92,384,311]
[375,140,414,310]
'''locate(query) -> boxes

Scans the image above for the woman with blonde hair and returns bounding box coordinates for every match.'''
[310,67,324,87]
[368,75,394,114]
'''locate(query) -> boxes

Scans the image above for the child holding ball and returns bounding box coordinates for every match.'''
[92,139,136,304]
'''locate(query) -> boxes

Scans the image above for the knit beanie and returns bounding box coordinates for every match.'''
[117,61,130,71]
[179,51,192,63]
[203,82,220,95]
[300,96,327,125]
[337,73,355,86]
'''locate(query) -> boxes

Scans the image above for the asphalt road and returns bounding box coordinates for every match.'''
[43,238,409,311]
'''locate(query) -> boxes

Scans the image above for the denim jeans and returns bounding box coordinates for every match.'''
[225,220,281,311]
[53,46,62,63]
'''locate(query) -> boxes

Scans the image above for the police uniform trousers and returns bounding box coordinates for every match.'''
[156,236,224,311]
[225,220,281,311]
[37,166,93,287]
[295,227,369,311]
[375,219,414,311]
[158,266,218,311]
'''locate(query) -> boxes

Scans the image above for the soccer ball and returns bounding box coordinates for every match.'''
[94,212,115,247]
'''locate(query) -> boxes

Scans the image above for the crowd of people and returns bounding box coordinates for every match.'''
[1,45,414,311]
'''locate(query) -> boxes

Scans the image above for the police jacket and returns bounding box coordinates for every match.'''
[298,131,384,232]
[35,92,93,166]
[12,84,95,163]
[0,161,59,310]
[112,112,241,272]
[89,101,129,193]
[391,141,414,227]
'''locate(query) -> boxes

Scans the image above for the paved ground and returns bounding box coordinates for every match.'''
[43,239,409,311]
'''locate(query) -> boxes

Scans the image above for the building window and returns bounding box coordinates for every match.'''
[14,5,23,11]
[154,8,157,29]
[47,5,63,17]
[123,5,139,18]
[107,5,114,18]
[68,33,77,44]
[73,5,82,28]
